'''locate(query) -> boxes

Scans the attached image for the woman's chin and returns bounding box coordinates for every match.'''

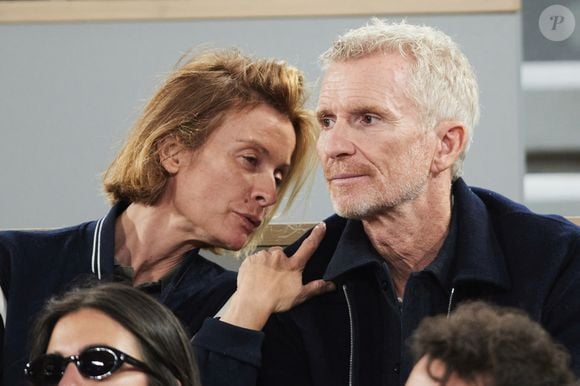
[220,235,249,251]
[208,226,254,251]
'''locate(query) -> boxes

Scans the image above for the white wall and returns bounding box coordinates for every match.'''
[0,14,522,229]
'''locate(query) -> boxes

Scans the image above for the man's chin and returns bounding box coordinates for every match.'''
[332,197,391,220]
[332,201,371,220]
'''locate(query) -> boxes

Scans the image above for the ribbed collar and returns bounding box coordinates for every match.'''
[93,200,129,278]
[91,201,201,291]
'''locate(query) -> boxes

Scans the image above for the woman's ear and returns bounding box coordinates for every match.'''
[430,121,467,175]
[158,136,185,174]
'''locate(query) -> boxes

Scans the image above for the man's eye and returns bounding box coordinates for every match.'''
[362,114,379,124]
[319,117,335,129]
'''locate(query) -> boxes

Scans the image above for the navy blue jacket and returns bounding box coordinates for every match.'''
[0,202,236,386]
[194,179,580,386]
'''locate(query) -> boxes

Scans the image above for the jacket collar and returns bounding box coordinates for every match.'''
[321,178,511,291]
[89,201,129,279]
[322,219,382,281]
[89,202,204,287]
[449,178,510,290]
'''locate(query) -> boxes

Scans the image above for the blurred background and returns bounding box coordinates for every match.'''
[0,0,578,236]
[522,0,580,215]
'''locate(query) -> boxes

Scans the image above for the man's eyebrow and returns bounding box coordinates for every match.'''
[316,105,401,123]
[316,109,332,120]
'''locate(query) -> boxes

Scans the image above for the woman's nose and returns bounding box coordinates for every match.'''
[58,362,84,386]
[251,174,277,207]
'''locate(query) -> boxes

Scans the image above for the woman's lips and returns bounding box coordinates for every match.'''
[235,212,262,232]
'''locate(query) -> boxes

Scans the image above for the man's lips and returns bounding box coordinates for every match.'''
[327,173,368,183]
[329,173,366,180]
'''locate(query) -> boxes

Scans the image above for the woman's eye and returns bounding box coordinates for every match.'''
[242,155,258,166]
[274,173,283,188]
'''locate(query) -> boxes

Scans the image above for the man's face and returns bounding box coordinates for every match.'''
[316,52,437,219]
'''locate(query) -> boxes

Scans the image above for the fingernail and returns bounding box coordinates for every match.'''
[317,222,326,230]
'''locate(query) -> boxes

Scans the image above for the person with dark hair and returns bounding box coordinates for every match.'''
[0,48,333,385]
[25,282,199,386]
[406,301,577,386]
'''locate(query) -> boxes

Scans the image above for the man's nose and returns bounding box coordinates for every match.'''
[317,123,356,159]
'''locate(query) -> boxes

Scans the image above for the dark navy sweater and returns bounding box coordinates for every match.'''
[194,178,580,386]
[0,202,236,386]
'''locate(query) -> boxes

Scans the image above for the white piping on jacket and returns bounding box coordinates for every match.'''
[342,284,354,386]
[340,282,456,386]
[91,217,105,280]
[0,285,6,327]
[447,287,456,317]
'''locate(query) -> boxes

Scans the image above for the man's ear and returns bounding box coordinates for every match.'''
[431,121,467,174]
[158,136,185,174]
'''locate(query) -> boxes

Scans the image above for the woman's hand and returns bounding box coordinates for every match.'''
[219,222,335,330]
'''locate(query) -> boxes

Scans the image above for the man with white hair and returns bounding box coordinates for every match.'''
[194,20,580,386]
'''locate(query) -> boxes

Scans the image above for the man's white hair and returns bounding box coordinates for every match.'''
[321,19,480,179]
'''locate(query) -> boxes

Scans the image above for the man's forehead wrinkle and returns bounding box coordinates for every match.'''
[318,87,404,117]
[318,83,392,106]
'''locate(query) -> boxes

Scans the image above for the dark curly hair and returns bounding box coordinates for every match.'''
[409,301,577,386]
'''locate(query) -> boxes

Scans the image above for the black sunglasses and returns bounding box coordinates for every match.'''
[25,345,153,385]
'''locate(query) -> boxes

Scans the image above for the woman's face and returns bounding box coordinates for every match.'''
[46,308,150,386]
[161,103,297,250]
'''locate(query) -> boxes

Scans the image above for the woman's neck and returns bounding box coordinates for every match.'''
[114,203,199,286]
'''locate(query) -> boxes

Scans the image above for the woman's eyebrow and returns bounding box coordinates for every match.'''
[235,139,293,167]
[235,139,269,154]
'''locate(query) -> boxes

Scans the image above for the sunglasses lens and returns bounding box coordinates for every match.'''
[78,349,117,378]
[28,354,65,385]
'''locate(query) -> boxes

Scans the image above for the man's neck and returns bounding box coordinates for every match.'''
[114,202,199,286]
[362,179,453,298]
